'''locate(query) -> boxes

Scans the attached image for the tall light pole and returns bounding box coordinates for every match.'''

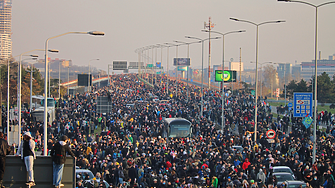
[89,59,99,92]
[27,58,39,112]
[230,17,285,143]
[18,56,37,144]
[67,65,70,96]
[174,40,201,102]
[204,17,215,89]
[278,0,335,164]
[156,44,172,95]
[202,29,246,131]
[18,49,58,147]
[44,31,104,156]
[58,61,60,100]
[185,36,221,117]
[165,43,180,96]
[7,58,10,141]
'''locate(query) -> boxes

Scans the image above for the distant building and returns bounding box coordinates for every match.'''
[0,0,12,59]
[301,54,335,81]
[277,63,292,80]
[291,65,302,80]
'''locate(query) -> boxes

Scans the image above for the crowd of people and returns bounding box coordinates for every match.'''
[2,73,335,188]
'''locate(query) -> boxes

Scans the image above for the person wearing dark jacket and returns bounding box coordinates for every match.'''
[51,135,76,188]
[0,132,10,188]
[128,163,137,185]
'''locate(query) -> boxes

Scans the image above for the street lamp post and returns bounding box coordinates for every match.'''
[202,29,246,131]
[156,44,172,95]
[278,0,335,164]
[174,40,202,102]
[67,65,70,96]
[7,58,10,141]
[185,36,221,117]
[27,59,38,112]
[230,17,285,143]
[165,43,180,97]
[18,49,58,147]
[89,59,99,92]
[44,31,104,156]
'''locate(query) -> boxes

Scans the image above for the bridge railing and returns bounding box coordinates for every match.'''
[3,156,75,188]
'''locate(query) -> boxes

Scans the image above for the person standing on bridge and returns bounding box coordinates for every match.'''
[51,135,76,188]
[0,132,10,188]
[16,132,36,186]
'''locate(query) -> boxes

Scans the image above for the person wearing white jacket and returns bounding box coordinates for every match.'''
[16,132,36,186]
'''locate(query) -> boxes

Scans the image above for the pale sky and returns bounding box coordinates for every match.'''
[12,0,335,72]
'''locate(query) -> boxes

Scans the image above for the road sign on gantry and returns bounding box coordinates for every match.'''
[293,92,313,117]
[113,61,127,70]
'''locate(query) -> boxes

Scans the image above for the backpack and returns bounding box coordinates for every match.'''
[118,169,125,178]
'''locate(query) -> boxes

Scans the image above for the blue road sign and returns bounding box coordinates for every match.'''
[293,92,313,117]
[288,102,293,111]
[190,79,193,82]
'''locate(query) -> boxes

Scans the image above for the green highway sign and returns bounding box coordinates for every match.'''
[147,64,153,68]
[251,90,255,96]
[215,70,237,82]
[177,66,188,71]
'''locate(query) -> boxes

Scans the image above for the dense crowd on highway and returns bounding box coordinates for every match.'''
[3,73,335,188]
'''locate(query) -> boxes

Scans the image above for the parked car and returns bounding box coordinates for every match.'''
[282,180,306,188]
[232,146,243,155]
[273,166,296,179]
[76,169,109,187]
[273,172,294,187]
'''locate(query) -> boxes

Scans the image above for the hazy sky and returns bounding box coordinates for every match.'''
[12,0,335,72]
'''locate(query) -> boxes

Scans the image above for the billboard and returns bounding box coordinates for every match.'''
[215,70,236,82]
[113,61,127,70]
[173,58,190,66]
[78,74,92,86]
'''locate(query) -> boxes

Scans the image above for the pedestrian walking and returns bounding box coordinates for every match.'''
[50,135,76,188]
[16,132,36,186]
[0,132,10,188]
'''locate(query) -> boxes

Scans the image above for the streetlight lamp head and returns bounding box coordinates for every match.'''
[214,37,221,39]
[277,20,286,23]
[239,30,247,33]
[230,18,239,21]
[30,54,38,58]
[277,0,290,1]
[201,30,209,32]
[88,31,105,36]
[48,49,59,53]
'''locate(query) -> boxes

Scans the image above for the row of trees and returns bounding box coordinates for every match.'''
[284,72,335,103]
[0,60,66,106]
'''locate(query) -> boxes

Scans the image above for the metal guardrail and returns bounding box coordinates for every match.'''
[3,156,75,188]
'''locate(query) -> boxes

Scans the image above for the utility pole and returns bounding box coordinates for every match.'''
[239,48,242,83]
[204,17,215,89]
